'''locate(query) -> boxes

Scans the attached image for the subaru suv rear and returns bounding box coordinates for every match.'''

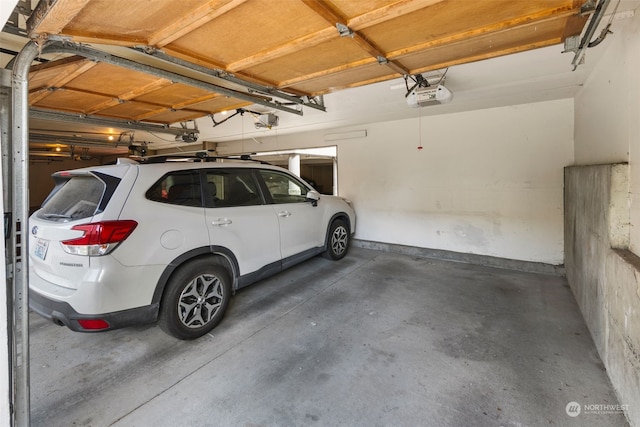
[29,156,355,339]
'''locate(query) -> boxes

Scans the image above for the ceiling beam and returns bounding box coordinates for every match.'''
[409,38,564,77]
[132,107,176,122]
[300,0,410,75]
[29,56,98,87]
[226,27,336,72]
[387,6,581,59]
[227,0,441,74]
[158,44,288,91]
[347,0,447,31]
[28,0,91,36]
[28,88,54,104]
[279,57,388,88]
[28,57,98,104]
[148,0,249,47]
[280,4,582,90]
[133,109,209,123]
[85,77,174,115]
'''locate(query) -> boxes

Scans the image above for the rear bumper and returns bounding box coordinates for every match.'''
[29,290,158,332]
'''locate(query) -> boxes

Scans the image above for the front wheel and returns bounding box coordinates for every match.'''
[159,259,231,340]
[322,219,350,260]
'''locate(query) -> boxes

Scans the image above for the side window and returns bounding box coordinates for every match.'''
[146,171,202,207]
[259,170,309,204]
[205,169,262,208]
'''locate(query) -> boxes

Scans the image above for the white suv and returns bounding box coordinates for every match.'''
[29,156,355,339]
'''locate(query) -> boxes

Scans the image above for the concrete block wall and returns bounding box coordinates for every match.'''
[565,164,640,426]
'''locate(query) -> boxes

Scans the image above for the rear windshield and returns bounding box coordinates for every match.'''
[37,175,105,222]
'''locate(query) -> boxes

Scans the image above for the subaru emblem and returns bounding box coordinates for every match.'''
[31,226,38,235]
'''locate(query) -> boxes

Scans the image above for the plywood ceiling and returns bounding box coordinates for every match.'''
[26,0,588,125]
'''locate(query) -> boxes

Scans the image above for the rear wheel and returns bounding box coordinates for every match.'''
[322,219,350,260]
[159,258,231,340]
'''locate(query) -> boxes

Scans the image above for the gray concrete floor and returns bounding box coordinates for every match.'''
[30,248,628,427]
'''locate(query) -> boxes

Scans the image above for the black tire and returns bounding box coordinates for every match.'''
[322,219,350,260]
[159,258,231,340]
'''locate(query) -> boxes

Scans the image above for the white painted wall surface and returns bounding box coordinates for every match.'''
[574,8,640,255]
[339,100,573,264]
[570,9,640,426]
[0,0,19,30]
[218,98,574,264]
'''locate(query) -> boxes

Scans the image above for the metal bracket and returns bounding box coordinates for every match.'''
[336,23,354,38]
[571,0,611,70]
[563,35,581,53]
[580,0,597,15]
[254,113,279,129]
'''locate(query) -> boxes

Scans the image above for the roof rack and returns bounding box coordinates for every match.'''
[138,151,273,165]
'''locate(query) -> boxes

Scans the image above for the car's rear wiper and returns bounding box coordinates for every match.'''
[42,213,73,219]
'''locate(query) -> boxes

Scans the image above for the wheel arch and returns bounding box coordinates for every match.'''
[324,212,351,250]
[151,245,240,306]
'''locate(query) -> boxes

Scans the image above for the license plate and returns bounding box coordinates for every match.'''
[34,238,49,261]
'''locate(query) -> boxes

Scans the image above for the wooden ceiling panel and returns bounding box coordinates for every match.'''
[138,109,208,124]
[397,18,572,73]
[242,37,374,86]
[359,0,581,54]
[325,0,409,20]
[134,84,214,107]
[38,0,211,44]
[287,63,398,95]
[188,97,252,113]
[28,57,95,90]
[96,101,171,120]
[26,0,590,125]
[164,0,329,66]
[30,89,110,113]
[94,101,207,124]
[63,62,165,94]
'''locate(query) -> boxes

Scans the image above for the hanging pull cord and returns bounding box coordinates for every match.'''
[588,23,612,48]
[588,0,620,48]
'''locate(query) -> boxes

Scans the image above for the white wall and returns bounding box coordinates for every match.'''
[217,98,574,265]
[574,8,640,253]
[571,8,640,426]
[0,1,19,29]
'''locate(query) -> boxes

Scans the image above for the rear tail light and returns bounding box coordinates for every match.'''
[61,220,138,256]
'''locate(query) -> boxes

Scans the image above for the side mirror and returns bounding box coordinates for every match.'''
[305,190,320,207]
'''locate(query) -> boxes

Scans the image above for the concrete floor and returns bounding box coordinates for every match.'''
[30,248,628,427]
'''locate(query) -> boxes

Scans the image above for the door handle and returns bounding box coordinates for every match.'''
[278,211,291,218]
[212,218,232,226]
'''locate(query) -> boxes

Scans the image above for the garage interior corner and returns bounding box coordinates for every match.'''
[30,247,623,427]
